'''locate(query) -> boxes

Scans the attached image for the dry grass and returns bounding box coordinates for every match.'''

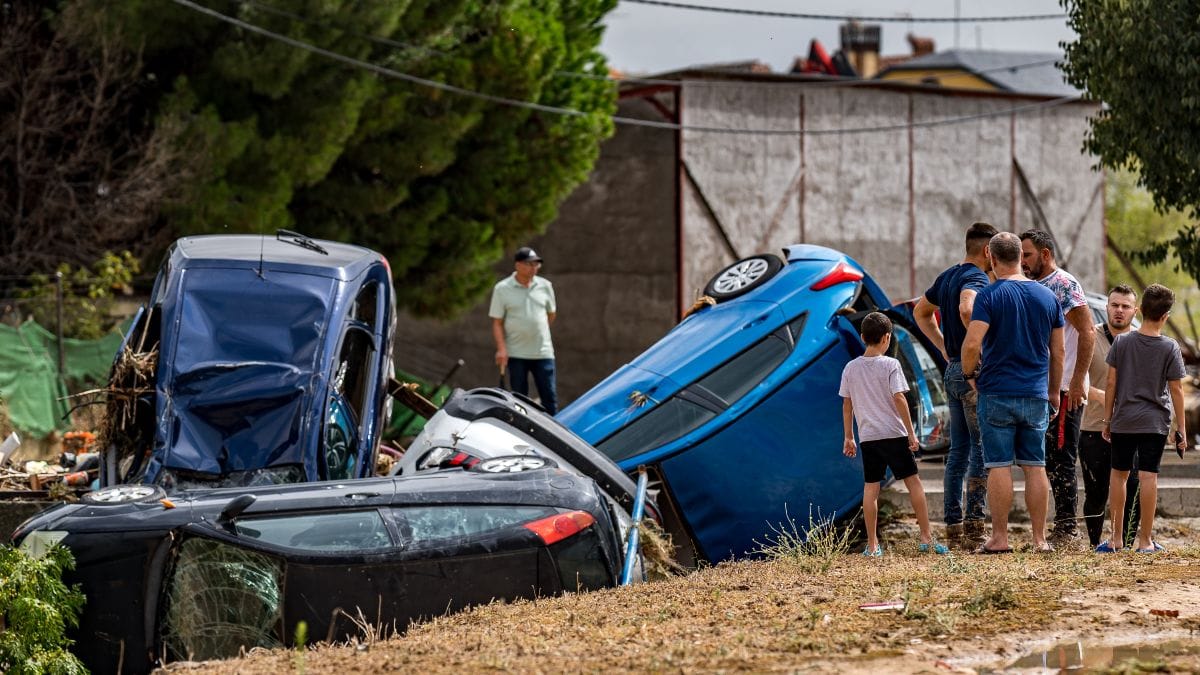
[182,521,1200,674]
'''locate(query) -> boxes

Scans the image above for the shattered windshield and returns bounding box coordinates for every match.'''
[236,510,392,551]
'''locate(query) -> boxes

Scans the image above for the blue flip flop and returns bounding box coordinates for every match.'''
[1095,540,1119,553]
[918,542,949,554]
[1135,542,1166,553]
[862,545,883,557]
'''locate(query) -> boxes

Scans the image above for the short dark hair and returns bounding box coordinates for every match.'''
[860,312,893,345]
[965,222,998,255]
[1109,284,1136,299]
[1141,283,1175,321]
[1019,229,1056,258]
[988,232,1022,265]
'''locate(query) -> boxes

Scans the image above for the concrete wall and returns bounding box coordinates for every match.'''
[679,81,1105,304]
[391,96,679,405]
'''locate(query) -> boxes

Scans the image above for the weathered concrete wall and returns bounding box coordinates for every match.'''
[391,96,679,405]
[678,81,1104,303]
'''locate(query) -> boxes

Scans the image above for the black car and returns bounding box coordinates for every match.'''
[13,468,629,673]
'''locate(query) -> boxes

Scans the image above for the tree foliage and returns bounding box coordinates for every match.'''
[1061,0,1200,277]
[82,0,618,317]
[0,1,194,274]
[19,250,141,340]
[0,545,87,675]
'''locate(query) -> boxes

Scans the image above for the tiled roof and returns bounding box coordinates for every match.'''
[876,49,1080,97]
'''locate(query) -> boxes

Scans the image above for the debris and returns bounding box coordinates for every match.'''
[859,601,906,612]
[1150,608,1180,618]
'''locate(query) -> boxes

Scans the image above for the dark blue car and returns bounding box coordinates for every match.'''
[101,231,395,489]
[557,245,948,563]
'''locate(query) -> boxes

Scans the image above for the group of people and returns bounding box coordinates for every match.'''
[842,224,1189,555]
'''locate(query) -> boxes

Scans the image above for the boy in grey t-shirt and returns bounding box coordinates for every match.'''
[840,312,946,556]
[1098,284,1189,553]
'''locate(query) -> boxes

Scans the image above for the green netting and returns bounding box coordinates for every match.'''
[0,319,129,437]
[385,370,452,439]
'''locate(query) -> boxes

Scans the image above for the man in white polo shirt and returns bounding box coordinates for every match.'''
[489,246,558,414]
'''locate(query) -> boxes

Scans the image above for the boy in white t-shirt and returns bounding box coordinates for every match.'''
[840,312,947,556]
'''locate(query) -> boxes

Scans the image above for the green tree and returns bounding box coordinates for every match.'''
[1061,0,1200,285]
[88,0,617,317]
[0,545,87,675]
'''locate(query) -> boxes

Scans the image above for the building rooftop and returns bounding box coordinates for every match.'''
[876,49,1080,98]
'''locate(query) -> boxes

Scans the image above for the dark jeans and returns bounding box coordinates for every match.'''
[508,357,557,415]
[1046,392,1082,534]
[1078,430,1139,547]
[943,360,986,525]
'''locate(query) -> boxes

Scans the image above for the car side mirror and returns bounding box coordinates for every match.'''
[218,494,257,528]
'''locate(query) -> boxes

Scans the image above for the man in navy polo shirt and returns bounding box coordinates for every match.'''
[914,221,997,548]
[962,232,1064,554]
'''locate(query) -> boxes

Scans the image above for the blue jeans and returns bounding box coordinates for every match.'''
[508,357,558,415]
[978,394,1050,468]
[943,361,987,524]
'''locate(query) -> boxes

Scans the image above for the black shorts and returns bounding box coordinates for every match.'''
[860,436,919,484]
[1110,432,1166,474]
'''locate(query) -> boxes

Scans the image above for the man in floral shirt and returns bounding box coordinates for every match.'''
[1020,230,1095,545]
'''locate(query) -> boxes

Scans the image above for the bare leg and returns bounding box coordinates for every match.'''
[1136,471,1159,550]
[902,475,934,544]
[863,482,880,551]
[1023,466,1051,549]
[984,466,1014,550]
[1109,469,1130,549]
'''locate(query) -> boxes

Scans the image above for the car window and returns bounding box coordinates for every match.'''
[597,315,806,461]
[892,327,949,449]
[393,505,559,545]
[324,394,358,480]
[353,281,378,327]
[235,510,392,551]
[597,397,716,462]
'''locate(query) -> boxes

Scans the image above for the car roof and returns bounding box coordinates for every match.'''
[172,234,382,281]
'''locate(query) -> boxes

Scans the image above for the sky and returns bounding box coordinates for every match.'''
[600,0,1077,74]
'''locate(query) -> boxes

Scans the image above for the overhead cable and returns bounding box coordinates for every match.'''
[170,0,1082,137]
[620,0,1067,23]
[238,0,1064,90]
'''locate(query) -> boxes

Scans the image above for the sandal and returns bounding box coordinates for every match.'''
[1135,542,1166,553]
[918,541,949,555]
[862,545,883,557]
[1094,540,1120,553]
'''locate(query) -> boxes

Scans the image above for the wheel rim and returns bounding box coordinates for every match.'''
[480,457,545,473]
[712,258,770,294]
[90,485,157,502]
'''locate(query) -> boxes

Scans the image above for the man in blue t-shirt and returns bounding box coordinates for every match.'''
[914,221,997,548]
[962,232,1065,554]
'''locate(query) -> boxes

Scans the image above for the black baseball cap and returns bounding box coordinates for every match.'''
[514,246,543,263]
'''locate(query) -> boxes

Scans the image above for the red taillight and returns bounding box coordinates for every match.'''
[446,452,479,469]
[810,261,864,290]
[523,510,595,545]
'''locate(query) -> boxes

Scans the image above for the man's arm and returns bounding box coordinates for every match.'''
[913,297,946,360]
[960,319,989,383]
[1102,365,1117,442]
[491,318,508,368]
[1048,326,1065,411]
[842,398,857,457]
[547,311,556,326]
[1064,305,1095,409]
[957,288,978,332]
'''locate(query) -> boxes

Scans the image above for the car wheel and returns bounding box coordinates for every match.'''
[703,254,783,301]
[81,484,166,505]
[471,455,555,473]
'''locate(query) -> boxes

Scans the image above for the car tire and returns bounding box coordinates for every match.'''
[471,455,556,474]
[81,484,166,505]
[703,254,783,301]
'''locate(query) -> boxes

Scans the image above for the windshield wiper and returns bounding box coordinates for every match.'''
[276,229,328,255]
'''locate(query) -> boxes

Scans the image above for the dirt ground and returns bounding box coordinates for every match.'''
[165,518,1200,674]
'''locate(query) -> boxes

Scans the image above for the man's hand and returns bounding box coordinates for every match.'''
[494,348,508,368]
[1102,422,1110,443]
[842,437,857,458]
[908,433,919,453]
[1067,377,1087,410]
[1049,400,1059,421]
[1177,427,1189,453]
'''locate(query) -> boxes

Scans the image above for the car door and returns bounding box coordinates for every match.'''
[891,326,950,452]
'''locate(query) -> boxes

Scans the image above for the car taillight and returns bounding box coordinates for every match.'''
[810,261,864,290]
[523,510,595,545]
[417,447,480,470]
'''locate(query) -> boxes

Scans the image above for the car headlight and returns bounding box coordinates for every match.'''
[18,530,68,559]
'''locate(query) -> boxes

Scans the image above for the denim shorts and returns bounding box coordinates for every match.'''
[978,394,1050,468]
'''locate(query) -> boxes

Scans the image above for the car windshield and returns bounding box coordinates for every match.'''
[236,510,392,551]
